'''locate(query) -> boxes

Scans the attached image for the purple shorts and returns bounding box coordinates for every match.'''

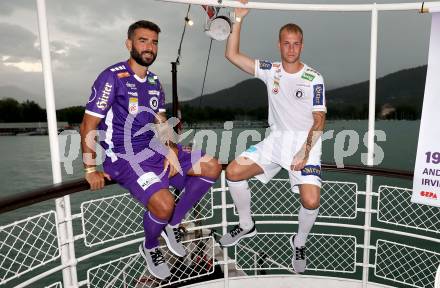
[103,144,204,206]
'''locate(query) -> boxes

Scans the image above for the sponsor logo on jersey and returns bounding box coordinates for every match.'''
[147,77,156,85]
[117,71,130,78]
[301,72,315,82]
[110,65,126,72]
[259,60,272,70]
[295,88,304,98]
[301,165,321,177]
[313,84,324,106]
[96,82,112,110]
[126,82,136,90]
[137,172,161,190]
[149,96,159,110]
[148,90,160,96]
[128,97,138,114]
[128,91,138,97]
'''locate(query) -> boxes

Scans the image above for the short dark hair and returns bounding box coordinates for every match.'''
[127,20,161,39]
[279,23,303,42]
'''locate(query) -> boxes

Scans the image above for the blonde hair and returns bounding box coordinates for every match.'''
[279,23,303,42]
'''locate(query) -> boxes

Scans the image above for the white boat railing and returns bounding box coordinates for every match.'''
[1,171,439,288]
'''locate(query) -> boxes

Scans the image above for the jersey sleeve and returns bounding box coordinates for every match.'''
[254,59,273,84]
[85,70,117,118]
[311,75,327,113]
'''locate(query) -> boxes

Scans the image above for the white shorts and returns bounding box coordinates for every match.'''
[239,135,322,193]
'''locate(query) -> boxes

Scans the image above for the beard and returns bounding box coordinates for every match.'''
[130,48,157,67]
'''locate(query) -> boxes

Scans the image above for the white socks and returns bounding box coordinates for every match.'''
[227,180,253,230]
[294,205,319,247]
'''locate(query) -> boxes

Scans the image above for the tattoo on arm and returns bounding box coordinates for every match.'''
[304,112,326,157]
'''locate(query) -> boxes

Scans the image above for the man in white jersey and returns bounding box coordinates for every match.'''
[218,0,326,273]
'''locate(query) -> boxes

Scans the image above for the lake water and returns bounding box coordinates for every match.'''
[0,120,420,198]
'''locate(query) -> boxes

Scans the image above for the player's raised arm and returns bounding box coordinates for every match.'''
[225,0,255,75]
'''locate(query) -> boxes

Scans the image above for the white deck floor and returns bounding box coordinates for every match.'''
[183,275,395,288]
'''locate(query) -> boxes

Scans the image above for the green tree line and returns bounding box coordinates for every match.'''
[0,98,84,124]
[0,98,421,124]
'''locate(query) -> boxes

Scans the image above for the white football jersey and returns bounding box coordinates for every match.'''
[255,60,326,133]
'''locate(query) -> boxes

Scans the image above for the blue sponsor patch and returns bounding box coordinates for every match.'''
[246,146,257,153]
[259,61,272,70]
[313,84,324,106]
[301,165,321,177]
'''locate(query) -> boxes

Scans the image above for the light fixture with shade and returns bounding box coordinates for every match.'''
[203,5,235,41]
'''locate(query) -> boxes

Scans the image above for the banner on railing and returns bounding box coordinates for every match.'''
[412,11,440,207]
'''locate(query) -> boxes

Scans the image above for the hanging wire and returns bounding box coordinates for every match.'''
[176,4,192,64]
[190,38,213,145]
[198,39,214,107]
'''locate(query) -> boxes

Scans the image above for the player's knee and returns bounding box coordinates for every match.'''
[302,198,320,210]
[149,193,175,220]
[207,158,222,178]
[154,200,174,220]
[225,164,243,181]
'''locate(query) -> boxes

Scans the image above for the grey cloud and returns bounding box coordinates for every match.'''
[0,0,32,16]
[0,23,39,59]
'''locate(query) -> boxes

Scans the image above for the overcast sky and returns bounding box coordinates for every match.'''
[0,0,432,108]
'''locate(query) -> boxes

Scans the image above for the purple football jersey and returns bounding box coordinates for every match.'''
[85,61,166,163]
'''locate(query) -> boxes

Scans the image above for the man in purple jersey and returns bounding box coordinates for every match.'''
[80,20,221,280]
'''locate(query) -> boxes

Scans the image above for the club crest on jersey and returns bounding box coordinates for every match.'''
[128,97,138,114]
[313,84,324,105]
[149,96,159,110]
[301,165,321,177]
[260,60,272,70]
[272,87,279,94]
[295,88,304,98]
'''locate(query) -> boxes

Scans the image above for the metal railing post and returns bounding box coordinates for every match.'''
[36,0,78,287]
[363,4,378,288]
[221,171,229,288]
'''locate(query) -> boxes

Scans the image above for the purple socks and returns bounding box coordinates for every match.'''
[142,176,216,249]
[169,176,215,226]
[143,211,168,249]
